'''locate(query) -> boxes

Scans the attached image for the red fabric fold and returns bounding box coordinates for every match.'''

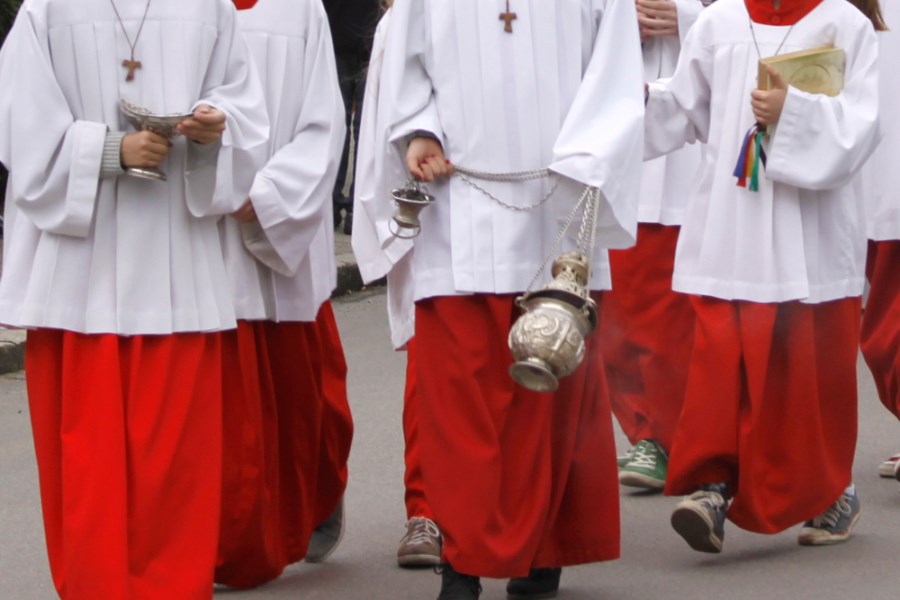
[665,297,860,534]
[415,294,619,578]
[26,330,223,600]
[861,240,900,417]
[599,224,694,451]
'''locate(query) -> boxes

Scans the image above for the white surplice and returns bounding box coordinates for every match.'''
[639,0,704,225]
[0,0,268,334]
[362,0,645,302]
[352,8,416,349]
[645,0,880,304]
[860,2,900,242]
[222,0,345,322]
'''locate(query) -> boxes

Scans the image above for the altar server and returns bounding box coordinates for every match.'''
[366,1,644,597]
[644,0,880,552]
[0,0,268,597]
[215,0,351,588]
[602,0,704,491]
[856,0,900,480]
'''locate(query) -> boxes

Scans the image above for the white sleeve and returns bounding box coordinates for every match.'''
[643,20,712,159]
[549,0,646,249]
[0,8,105,238]
[765,23,881,190]
[242,6,346,276]
[184,1,269,218]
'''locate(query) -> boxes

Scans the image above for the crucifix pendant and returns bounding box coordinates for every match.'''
[499,0,517,33]
[122,58,142,82]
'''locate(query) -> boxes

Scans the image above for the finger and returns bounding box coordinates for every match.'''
[766,66,788,90]
[419,161,435,182]
[424,156,448,179]
[193,110,226,125]
[406,154,424,179]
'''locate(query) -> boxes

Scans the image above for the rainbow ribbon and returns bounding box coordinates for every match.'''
[732,123,767,192]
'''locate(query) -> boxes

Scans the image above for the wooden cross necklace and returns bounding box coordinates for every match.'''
[109,0,152,81]
[499,0,517,33]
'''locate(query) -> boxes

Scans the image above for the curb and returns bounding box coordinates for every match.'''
[0,333,25,376]
[334,261,385,298]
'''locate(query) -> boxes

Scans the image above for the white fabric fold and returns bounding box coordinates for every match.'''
[0,0,269,334]
[644,0,879,304]
[369,0,646,302]
[220,0,346,322]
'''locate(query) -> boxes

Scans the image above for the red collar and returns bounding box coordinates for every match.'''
[744,0,824,25]
[233,0,258,9]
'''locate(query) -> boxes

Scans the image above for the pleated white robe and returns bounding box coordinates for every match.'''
[363,0,645,302]
[645,0,880,303]
[223,0,346,322]
[639,0,704,225]
[0,0,268,335]
[860,2,900,242]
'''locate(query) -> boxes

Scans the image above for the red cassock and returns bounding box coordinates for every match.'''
[598,223,694,450]
[414,294,620,579]
[860,240,900,417]
[215,302,353,588]
[26,330,223,600]
[665,296,860,534]
[401,338,435,520]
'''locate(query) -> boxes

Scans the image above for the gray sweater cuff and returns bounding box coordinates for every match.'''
[101,132,127,178]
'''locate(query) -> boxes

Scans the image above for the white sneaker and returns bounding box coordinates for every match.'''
[878,453,900,478]
[397,517,442,567]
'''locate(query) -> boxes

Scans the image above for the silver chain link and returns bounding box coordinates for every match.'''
[524,185,598,293]
[453,165,559,212]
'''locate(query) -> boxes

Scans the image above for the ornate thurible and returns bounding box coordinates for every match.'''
[390,179,435,239]
[507,186,603,392]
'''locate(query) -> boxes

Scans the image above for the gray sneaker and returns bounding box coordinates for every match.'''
[397,517,442,567]
[798,488,861,546]
[306,498,345,563]
[671,490,728,553]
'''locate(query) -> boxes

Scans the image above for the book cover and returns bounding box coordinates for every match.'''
[758,46,845,96]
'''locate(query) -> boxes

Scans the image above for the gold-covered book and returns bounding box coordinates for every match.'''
[758,46,845,96]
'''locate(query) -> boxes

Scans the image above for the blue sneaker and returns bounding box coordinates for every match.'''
[671,490,728,553]
[798,488,860,546]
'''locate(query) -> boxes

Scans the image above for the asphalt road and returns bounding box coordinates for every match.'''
[1,290,899,599]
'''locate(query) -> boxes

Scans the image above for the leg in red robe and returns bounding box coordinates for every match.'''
[861,239,900,417]
[665,297,860,534]
[414,294,619,579]
[216,321,288,588]
[402,338,435,520]
[306,301,354,528]
[26,329,222,600]
[599,223,694,450]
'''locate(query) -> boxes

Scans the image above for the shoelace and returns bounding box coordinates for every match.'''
[811,495,852,529]
[689,490,725,511]
[406,518,441,546]
[630,444,658,469]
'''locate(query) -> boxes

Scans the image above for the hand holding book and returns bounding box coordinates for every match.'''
[751,66,788,127]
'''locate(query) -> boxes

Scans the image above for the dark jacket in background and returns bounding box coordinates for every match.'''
[321,0,381,58]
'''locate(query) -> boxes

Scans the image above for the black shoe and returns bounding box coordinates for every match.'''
[507,568,562,599]
[437,564,481,600]
[342,211,353,235]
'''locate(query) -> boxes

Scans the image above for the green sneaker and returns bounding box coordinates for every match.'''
[618,439,668,490]
[617,447,634,469]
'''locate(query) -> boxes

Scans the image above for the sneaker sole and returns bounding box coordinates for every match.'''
[397,553,442,568]
[878,462,897,478]
[618,470,665,490]
[508,590,558,600]
[671,505,723,553]
[797,511,861,547]
[306,514,346,563]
